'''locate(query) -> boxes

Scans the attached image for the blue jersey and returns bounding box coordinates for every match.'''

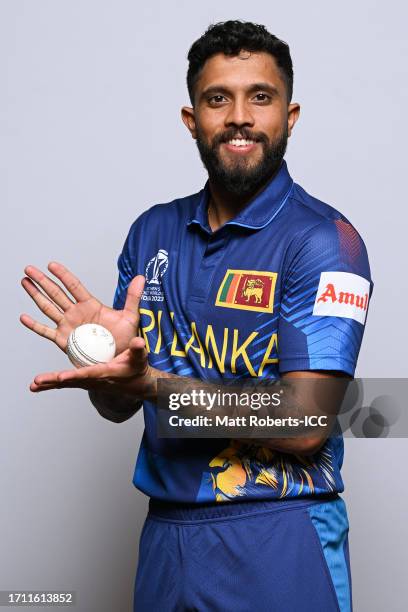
[113,161,373,503]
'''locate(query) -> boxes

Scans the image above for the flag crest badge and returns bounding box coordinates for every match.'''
[215,269,277,312]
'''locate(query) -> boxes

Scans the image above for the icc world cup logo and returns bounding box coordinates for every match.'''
[145,249,169,285]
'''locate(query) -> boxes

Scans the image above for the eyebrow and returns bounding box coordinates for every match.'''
[200,82,280,100]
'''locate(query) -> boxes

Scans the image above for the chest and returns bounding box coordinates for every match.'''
[138,226,289,379]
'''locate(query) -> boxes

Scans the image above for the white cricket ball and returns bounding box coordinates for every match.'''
[66,323,116,368]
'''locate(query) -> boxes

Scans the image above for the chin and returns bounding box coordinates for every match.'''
[221,156,262,173]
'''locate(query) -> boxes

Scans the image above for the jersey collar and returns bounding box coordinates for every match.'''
[187,160,294,233]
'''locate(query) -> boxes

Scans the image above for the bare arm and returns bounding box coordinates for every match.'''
[149,368,348,456]
[88,389,142,424]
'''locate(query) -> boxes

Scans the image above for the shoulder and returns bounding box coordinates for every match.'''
[282,183,371,279]
[285,182,368,249]
[126,188,203,236]
[289,183,351,228]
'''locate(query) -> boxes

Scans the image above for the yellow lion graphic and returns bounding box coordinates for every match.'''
[208,439,335,501]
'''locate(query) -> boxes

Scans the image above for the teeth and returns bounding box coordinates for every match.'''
[227,139,255,147]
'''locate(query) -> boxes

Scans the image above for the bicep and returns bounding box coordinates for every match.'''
[278,219,373,378]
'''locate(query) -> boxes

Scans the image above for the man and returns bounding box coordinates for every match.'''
[21,21,372,611]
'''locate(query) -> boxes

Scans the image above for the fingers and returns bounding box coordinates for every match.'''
[21,277,64,324]
[33,363,110,386]
[29,363,123,392]
[30,380,85,392]
[123,275,146,317]
[32,370,68,386]
[29,368,99,392]
[47,261,93,302]
[24,265,75,311]
[30,378,105,392]
[20,313,57,343]
[28,339,149,394]
[30,378,115,393]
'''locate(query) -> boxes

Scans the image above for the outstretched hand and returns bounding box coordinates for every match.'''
[20,261,158,398]
[20,261,145,355]
[29,336,157,401]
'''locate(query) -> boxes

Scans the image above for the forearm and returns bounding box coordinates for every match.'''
[150,369,340,456]
[88,388,143,423]
[238,435,326,457]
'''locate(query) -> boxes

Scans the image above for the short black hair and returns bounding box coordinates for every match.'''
[187,20,293,105]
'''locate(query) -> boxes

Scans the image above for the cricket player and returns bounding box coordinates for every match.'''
[21,20,373,611]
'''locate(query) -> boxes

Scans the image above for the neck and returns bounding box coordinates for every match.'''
[207,166,281,232]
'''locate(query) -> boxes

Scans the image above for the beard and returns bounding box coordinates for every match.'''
[195,125,288,198]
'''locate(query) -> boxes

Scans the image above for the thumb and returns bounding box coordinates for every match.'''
[123,275,145,315]
[128,336,149,373]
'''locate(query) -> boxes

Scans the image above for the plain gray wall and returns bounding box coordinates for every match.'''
[2,1,407,610]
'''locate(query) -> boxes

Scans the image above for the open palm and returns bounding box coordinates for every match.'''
[20,261,145,356]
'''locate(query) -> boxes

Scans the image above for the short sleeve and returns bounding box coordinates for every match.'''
[278,217,373,376]
[112,219,140,310]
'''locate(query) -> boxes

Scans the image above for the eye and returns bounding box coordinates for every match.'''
[253,92,271,103]
[208,94,227,105]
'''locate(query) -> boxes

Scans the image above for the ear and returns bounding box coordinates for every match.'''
[287,103,300,137]
[181,106,197,139]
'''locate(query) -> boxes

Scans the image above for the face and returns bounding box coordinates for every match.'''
[182,51,300,197]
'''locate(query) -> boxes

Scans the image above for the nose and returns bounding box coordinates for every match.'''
[224,97,255,129]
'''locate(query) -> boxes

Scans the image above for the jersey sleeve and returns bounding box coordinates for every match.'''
[112,219,141,310]
[278,217,373,376]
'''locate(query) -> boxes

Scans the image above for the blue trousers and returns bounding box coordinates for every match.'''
[134,494,352,612]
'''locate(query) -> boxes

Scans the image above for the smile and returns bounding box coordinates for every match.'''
[222,139,258,153]
[227,138,256,147]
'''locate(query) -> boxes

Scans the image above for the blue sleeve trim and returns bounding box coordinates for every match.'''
[278,356,355,377]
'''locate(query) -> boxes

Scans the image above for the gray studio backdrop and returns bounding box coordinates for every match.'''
[2,1,407,611]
